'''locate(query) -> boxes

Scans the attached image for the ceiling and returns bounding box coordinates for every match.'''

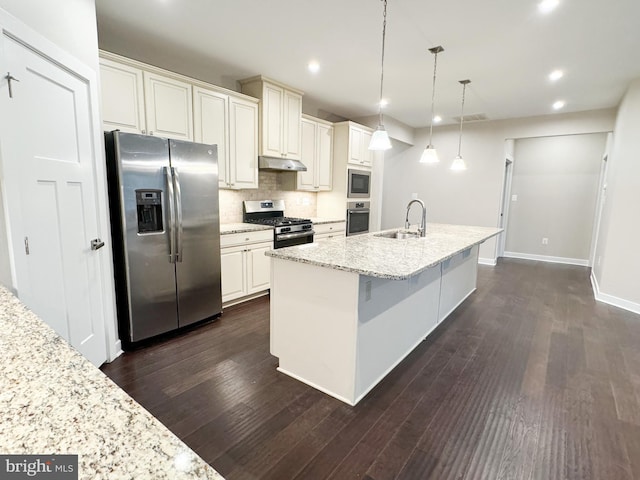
[95,0,640,129]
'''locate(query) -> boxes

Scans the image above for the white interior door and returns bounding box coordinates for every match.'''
[0,34,107,366]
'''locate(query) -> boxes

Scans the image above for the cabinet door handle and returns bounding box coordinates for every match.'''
[141,129,146,134]
[150,131,154,135]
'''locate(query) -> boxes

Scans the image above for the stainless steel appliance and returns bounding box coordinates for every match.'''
[347,168,371,198]
[105,131,222,346]
[346,201,370,236]
[243,200,314,249]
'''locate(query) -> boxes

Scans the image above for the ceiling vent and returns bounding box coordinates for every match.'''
[452,113,488,122]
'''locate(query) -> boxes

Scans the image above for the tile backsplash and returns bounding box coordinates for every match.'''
[219,171,317,223]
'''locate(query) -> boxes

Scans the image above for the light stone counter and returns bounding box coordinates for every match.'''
[266,223,502,280]
[0,286,223,480]
[220,222,272,234]
[308,217,346,225]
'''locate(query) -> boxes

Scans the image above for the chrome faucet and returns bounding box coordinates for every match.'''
[405,199,427,237]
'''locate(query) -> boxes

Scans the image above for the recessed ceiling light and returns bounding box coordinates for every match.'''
[379,99,389,108]
[552,100,566,110]
[538,0,559,14]
[307,61,320,74]
[433,115,442,123]
[549,70,564,81]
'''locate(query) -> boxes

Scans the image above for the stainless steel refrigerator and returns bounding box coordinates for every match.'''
[105,131,222,345]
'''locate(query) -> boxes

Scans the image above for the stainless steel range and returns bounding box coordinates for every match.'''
[243,200,314,249]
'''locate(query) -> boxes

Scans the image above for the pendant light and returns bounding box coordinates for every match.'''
[420,46,444,164]
[369,0,392,151]
[451,79,471,171]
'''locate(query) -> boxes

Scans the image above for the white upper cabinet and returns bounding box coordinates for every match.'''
[348,124,374,167]
[99,52,259,189]
[283,90,303,159]
[298,115,333,191]
[99,58,146,134]
[228,96,259,189]
[143,71,193,141]
[193,87,229,187]
[194,85,258,190]
[240,76,303,160]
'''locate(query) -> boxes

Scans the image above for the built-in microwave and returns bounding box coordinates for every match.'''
[347,169,371,198]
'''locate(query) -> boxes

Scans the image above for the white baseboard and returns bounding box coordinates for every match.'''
[503,251,589,267]
[107,340,123,363]
[478,257,497,266]
[591,271,640,315]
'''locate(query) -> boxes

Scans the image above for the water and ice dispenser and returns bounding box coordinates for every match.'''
[135,190,163,233]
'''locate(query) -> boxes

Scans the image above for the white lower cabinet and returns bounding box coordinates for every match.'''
[220,230,273,304]
[314,221,346,241]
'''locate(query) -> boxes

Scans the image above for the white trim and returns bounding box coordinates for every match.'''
[478,257,497,266]
[108,340,124,362]
[277,366,356,406]
[503,251,589,266]
[591,272,640,316]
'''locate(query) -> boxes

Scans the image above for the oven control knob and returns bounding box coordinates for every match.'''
[282,227,291,233]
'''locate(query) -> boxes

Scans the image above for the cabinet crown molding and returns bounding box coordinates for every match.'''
[239,75,304,96]
[99,50,258,104]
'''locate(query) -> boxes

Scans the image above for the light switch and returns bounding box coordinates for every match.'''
[411,193,418,200]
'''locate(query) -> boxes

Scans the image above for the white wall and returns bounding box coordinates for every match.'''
[593,79,640,311]
[506,134,606,262]
[381,109,616,263]
[0,0,99,73]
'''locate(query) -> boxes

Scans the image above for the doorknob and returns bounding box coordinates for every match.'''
[91,238,105,250]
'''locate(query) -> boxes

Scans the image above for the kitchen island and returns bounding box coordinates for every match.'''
[0,286,223,480]
[266,223,502,406]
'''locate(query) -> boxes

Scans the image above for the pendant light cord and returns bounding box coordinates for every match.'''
[428,50,438,145]
[457,81,467,156]
[378,0,388,126]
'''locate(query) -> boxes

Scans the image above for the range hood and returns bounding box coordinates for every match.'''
[258,155,307,172]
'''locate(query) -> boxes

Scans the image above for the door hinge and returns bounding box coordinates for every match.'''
[24,236,30,255]
[5,72,20,98]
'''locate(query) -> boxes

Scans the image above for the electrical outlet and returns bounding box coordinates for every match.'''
[511,194,518,201]
[542,237,549,245]
[411,192,418,200]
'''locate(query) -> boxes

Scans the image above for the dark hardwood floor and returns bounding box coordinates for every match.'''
[101,259,640,479]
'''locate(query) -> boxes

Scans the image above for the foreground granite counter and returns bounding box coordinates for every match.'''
[268,223,502,405]
[266,223,502,279]
[0,286,223,480]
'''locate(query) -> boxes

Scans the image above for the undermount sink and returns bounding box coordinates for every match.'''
[375,230,422,239]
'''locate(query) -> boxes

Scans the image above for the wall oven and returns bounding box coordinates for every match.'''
[346,201,370,236]
[347,169,371,198]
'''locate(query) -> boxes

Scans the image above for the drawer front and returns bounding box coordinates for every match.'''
[221,229,273,248]
[314,222,346,235]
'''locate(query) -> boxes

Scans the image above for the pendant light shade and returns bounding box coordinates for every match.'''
[369,0,393,151]
[420,45,444,164]
[420,145,439,163]
[451,79,471,171]
[370,125,393,150]
[450,155,467,171]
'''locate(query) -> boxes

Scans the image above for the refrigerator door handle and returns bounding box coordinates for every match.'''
[172,167,184,263]
[164,166,176,263]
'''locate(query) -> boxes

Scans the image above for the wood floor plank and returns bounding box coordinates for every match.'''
[101,259,640,480]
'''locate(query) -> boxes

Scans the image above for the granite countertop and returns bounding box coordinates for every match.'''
[308,217,346,225]
[266,223,502,280]
[0,286,223,480]
[220,222,272,234]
